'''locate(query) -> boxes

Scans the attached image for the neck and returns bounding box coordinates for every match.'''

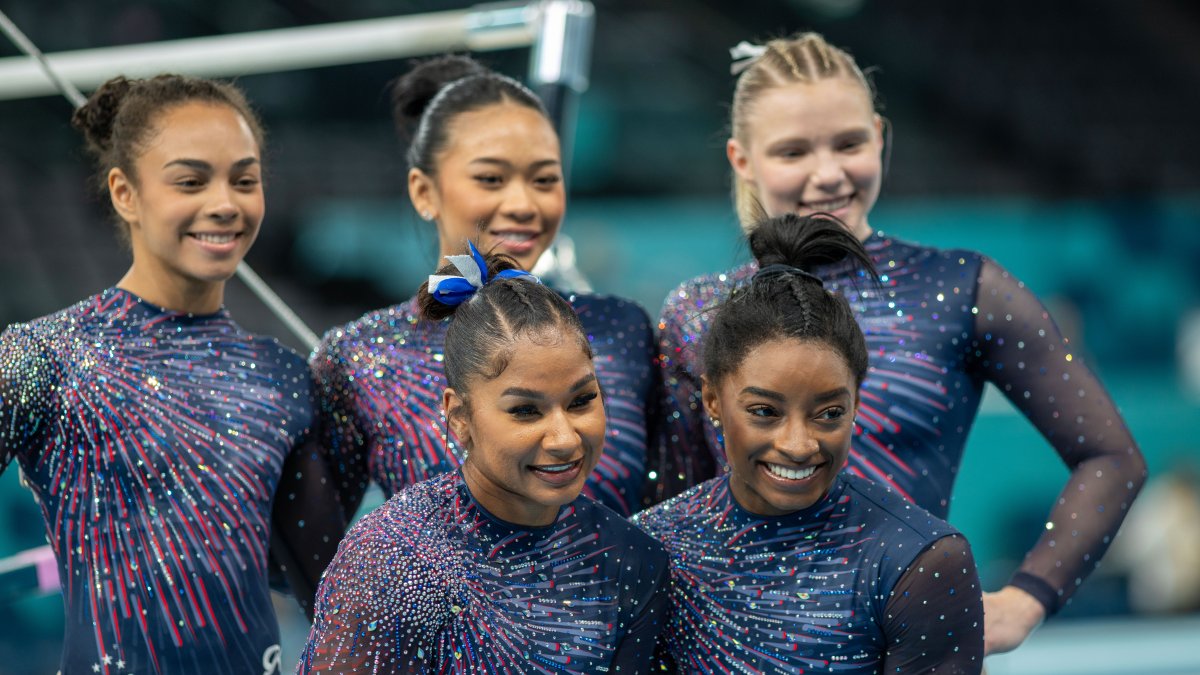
[461,461,558,528]
[117,264,225,314]
[851,218,874,242]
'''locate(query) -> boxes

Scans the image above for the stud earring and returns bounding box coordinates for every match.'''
[710,417,721,428]
[421,211,433,221]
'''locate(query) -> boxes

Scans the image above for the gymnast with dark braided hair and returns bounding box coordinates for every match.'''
[300,243,669,673]
[637,214,984,674]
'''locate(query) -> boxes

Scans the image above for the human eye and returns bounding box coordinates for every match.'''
[174,176,205,190]
[474,174,503,187]
[234,176,261,191]
[816,406,847,422]
[534,173,562,188]
[569,391,599,410]
[508,403,541,419]
[746,404,779,419]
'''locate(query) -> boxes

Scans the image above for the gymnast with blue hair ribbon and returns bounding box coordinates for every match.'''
[301,244,669,673]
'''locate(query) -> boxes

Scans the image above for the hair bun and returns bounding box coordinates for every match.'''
[748,213,870,271]
[390,55,488,142]
[70,76,134,156]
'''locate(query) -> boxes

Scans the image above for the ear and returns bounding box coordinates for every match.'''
[726,138,756,184]
[408,168,438,221]
[108,167,139,225]
[442,387,471,448]
[700,374,722,423]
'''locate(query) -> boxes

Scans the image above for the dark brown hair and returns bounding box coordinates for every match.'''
[71,74,264,235]
[704,214,878,386]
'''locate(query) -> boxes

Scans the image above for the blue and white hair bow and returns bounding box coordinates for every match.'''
[428,241,540,306]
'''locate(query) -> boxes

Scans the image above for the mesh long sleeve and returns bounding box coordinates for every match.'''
[652,300,720,503]
[969,258,1147,614]
[310,336,372,520]
[882,535,984,674]
[270,428,348,620]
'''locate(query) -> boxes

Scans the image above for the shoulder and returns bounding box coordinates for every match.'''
[1,292,111,370]
[578,497,666,555]
[311,300,426,370]
[335,474,460,565]
[871,232,984,274]
[842,475,961,543]
[660,264,753,319]
[632,477,724,541]
[565,292,652,331]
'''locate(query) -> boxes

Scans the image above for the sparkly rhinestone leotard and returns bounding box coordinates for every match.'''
[634,474,983,674]
[654,232,1146,616]
[299,471,669,673]
[0,288,320,675]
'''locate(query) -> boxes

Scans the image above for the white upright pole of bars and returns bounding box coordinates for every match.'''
[0,0,595,589]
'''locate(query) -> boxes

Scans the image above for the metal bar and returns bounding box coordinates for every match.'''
[0,3,537,101]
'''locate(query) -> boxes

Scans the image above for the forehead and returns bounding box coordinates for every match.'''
[139,102,260,161]
[476,329,593,391]
[725,338,855,395]
[743,78,875,144]
[439,102,560,162]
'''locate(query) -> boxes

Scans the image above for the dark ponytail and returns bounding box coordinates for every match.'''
[415,249,590,392]
[389,54,548,175]
[703,214,878,385]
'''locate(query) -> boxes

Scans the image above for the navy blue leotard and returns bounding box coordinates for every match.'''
[654,232,1145,615]
[634,474,983,674]
[0,288,319,674]
[300,470,669,673]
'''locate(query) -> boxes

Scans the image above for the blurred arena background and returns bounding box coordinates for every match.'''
[1,0,1198,672]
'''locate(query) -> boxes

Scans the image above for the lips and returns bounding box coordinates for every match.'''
[758,460,825,488]
[186,231,244,255]
[798,194,853,214]
[488,230,541,256]
[528,458,583,487]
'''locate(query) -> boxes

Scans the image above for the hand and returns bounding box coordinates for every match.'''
[983,586,1045,655]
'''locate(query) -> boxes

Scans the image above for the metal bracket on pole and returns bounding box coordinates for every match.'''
[527,0,595,172]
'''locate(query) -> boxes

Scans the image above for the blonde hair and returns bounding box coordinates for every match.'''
[730,33,875,229]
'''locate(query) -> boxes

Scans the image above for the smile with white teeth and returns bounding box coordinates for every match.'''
[190,232,238,244]
[765,462,818,481]
[801,195,852,212]
[494,231,537,243]
[532,460,579,473]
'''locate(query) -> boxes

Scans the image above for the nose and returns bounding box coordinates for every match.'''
[206,183,239,224]
[500,180,537,224]
[777,418,819,461]
[809,150,845,191]
[541,408,580,458]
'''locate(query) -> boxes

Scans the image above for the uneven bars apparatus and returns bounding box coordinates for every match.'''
[0,0,594,595]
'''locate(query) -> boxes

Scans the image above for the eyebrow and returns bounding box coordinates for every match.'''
[739,386,852,403]
[468,157,560,170]
[163,157,259,171]
[501,374,596,400]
